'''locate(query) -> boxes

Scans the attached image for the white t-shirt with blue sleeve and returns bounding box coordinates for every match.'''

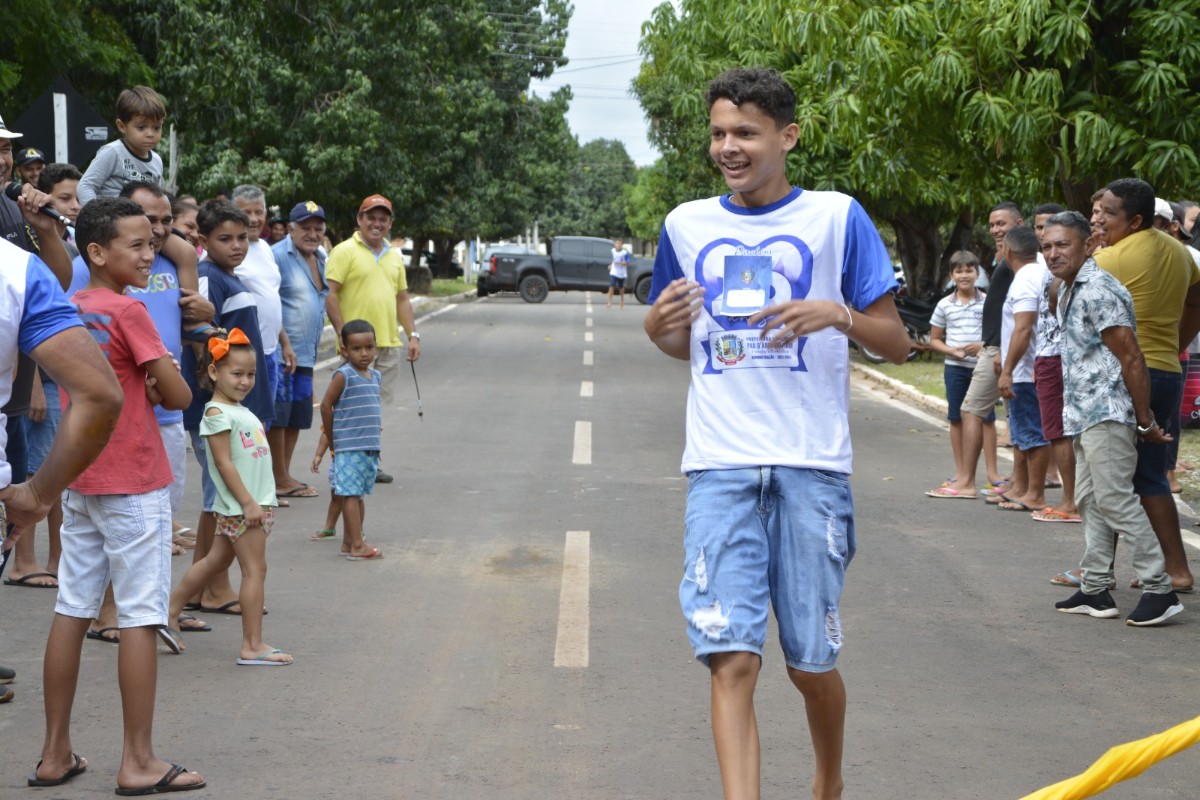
[0,239,86,487]
[649,188,897,474]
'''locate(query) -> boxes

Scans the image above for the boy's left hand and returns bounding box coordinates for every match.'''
[748,300,846,347]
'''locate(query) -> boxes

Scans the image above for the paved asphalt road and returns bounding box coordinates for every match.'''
[1,291,1198,799]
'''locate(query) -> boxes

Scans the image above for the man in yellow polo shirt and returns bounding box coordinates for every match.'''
[325,194,422,482]
[1094,178,1200,593]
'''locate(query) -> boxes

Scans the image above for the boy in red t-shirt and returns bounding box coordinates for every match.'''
[30,198,206,795]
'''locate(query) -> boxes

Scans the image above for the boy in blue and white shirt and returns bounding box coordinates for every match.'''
[644,67,907,799]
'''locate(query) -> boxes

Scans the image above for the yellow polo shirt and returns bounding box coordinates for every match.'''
[1094,228,1200,373]
[325,231,408,348]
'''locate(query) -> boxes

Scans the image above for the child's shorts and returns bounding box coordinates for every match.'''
[681,466,856,674]
[331,450,379,497]
[215,507,276,543]
[944,363,994,423]
[609,276,626,289]
[22,377,61,474]
[56,487,172,628]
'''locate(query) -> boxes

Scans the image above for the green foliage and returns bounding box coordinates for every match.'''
[2,0,576,247]
[632,0,1200,295]
[542,138,638,238]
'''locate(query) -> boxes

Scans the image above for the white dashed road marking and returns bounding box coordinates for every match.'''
[573,421,592,465]
[554,531,590,667]
[581,381,593,398]
[583,350,593,366]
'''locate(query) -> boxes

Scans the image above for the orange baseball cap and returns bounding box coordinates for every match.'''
[359,194,392,214]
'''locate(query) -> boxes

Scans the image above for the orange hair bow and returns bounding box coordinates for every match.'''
[208,327,251,362]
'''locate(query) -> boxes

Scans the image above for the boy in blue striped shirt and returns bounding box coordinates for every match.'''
[312,320,383,560]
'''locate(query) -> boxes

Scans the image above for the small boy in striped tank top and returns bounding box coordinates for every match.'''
[312,320,383,560]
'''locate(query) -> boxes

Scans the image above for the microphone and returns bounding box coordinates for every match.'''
[3,182,72,226]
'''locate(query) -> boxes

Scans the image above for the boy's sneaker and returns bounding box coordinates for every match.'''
[1125,591,1183,627]
[0,665,15,684]
[1055,589,1119,618]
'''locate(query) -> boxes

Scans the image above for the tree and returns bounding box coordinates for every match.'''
[633,0,1200,296]
[542,138,637,238]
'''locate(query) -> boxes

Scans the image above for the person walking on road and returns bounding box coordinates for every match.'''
[607,238,630,308]
[644,66,908,800]
[1045,211,1183,627]
[324,194,420,484]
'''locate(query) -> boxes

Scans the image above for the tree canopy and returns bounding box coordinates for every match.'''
[632,0,1200,295]
[542,138,637,238]
[2,0,577,252]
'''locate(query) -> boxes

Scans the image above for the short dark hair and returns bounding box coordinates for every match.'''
[340,319,376,346]
[705,67,796,127]
[949,250,980,269]
[118,180,167,201]
[990,201,1022,220]
[1004,225,1040,261]
[1045,210,1091,242]
[196,328,256,392]
[75,197,147,268]
[196,199,249,236]
[36,163,82,193]
[171,194,199,217]
[1033,202,1065,217]
[116,86,166,122]
[1104,178,1155,231]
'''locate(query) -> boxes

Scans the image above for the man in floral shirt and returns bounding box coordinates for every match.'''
[1045,211,1182,627]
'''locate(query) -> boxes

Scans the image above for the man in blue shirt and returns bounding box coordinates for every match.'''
[270,201,328,497]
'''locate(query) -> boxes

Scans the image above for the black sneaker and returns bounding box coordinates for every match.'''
[374,470,394,484]
[1125,591,1183,627]
[0,664,14,684]
[1055,589,1119,618]
[0,685,12,703]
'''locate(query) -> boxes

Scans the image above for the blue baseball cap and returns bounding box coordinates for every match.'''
[289,200,326,223]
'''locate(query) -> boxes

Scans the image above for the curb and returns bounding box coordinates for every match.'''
[849,360,1009,434]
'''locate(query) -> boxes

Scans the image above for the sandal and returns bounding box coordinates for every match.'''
[311,528,337,541]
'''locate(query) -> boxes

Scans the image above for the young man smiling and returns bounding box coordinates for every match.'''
[644,67,906,800]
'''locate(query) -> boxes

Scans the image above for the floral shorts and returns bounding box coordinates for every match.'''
[330,450,379,497]
[214,507,276,543]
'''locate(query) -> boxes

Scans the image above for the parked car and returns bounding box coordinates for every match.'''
[477,236,653,303]
[403,248,462,278]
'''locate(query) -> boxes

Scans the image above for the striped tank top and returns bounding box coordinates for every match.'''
[332,364,382,452]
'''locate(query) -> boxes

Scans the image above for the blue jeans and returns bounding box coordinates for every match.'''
[22,378,61,474]
[188,428,218,513]
[1007,382,1047,451]
[1133,369,1182,497]
[681,466,856,673]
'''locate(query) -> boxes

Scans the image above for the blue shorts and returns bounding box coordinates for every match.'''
[943,364,993,423]
[5,414,28,482]
[1134,369,1182,496]
[330,450,378,497]
[274,365,314,429]
[1007,382,1047,451]
[681,467,856,674]
[188,428,217,513]
[22,378,61,474]
[263,351,281,430]
[609,276,626,289]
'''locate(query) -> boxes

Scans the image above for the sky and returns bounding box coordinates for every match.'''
[529,0,678,166]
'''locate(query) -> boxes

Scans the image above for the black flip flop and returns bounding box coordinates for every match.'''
[198,600,268,616]
[177,613,211,632]
[86,627,120,644]
[4,571,58,588]
[115,764,206,796]
[28,753,86,786]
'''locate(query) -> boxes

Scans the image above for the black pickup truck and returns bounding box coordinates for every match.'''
[476,236,654,304]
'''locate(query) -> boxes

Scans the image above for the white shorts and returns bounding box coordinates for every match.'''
[56,487,172,628]
[159,420,187,517]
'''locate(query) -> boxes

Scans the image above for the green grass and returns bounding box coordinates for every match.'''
[424,278,476,297]
[854,351,947,399]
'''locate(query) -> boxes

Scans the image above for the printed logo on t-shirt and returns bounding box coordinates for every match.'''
[696,235,814,373]
[240,425,270,459]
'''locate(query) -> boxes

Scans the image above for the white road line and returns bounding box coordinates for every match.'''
[573,420,592,465]
[586,317,593,328]
[583,350,593,366]
[580,381,593,398]
[1182,529,1200,552]
[585,332,594,343]
[554,531,590,668]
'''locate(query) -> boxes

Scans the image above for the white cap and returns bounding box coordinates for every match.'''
[1154,197,1173,222]
[0,113,21,139]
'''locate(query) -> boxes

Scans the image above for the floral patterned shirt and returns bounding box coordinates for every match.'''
[1058,258,1136,436]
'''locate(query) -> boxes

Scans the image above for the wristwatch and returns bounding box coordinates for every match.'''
[1136,421,1158,435]
[409,331,420,341]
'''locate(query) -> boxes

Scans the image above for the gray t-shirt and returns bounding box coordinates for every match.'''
[77,140,163,204]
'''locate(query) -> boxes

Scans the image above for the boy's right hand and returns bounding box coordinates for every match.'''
[311,453,323,473]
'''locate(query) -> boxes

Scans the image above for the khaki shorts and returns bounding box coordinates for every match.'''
[960,345,1001,418]
[373,345,403,404]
